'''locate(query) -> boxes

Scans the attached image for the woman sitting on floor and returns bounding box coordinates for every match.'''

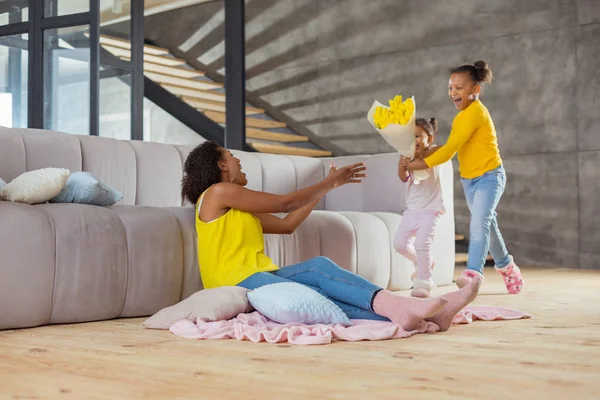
[181,142,481,332]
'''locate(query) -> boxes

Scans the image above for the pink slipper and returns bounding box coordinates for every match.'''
[495,257,524,294]
[455,269,483,289]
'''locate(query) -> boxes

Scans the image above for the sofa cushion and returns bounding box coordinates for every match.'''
[162,206,202,301]
[111,206,184,318]
[37,203,129,324]
[0,202,56,330]
[79,135,137,206]
[0,127,27,183]
[128,140,183,207]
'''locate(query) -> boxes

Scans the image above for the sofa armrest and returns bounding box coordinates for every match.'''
[0,202,193,330]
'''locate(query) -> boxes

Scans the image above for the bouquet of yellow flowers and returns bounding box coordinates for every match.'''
[372,95,415,129]
[367,94,429,183]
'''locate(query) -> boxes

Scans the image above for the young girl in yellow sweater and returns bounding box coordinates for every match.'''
[407,60,524,294]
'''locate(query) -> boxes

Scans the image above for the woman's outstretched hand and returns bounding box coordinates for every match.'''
[326,162,367,188]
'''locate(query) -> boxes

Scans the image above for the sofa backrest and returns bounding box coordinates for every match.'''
[0,127,453,212]
[320,154,454,215]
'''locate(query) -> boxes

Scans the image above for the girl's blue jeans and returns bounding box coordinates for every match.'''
[461,165,511,274]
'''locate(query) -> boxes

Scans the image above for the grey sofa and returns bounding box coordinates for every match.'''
[0,127,455,330]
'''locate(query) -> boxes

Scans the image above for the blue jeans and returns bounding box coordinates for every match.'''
[237,256,388,321]
[462,165,511,274]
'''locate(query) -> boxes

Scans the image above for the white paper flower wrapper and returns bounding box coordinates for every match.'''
[367,98,429,183]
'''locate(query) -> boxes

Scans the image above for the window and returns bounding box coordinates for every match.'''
[44,0,89,18]
[0,33,28,127]
[43,25,90,134]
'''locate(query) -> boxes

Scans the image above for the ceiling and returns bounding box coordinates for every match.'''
[100,0,216,26]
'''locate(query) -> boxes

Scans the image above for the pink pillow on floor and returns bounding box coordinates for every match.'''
[142,286,253,329]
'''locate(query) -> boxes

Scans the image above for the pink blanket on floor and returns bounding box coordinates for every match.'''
[170,306,531,345]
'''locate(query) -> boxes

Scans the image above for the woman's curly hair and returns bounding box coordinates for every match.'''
[181,141,223,205]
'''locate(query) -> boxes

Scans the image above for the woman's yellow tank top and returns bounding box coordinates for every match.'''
[195,189,278,288]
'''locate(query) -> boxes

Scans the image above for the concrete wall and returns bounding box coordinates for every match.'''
[142,0,600,269]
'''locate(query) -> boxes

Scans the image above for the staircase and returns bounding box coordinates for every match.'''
[98,34,332,157]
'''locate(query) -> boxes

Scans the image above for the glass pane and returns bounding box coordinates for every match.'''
[44,0,89,17]
[0,33,28,128]
[100,0,131,27]
[0,0,28,25]
[44,25,90,134]
[98,0,133,139]
[99,68,131,140]
[143,98,202,146]
[99,0,132,61]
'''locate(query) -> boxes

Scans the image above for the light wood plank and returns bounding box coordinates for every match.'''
[145,71,222,91]
[120,57,204,78]
[161,83,226,102]
[455,234,465,241]
[100,44,186,67]
[98,34,169,56]
[1,269,599,400]
[142,62,204,79]
[181,96,263,115]
[246,128,309,143]
[204,111,286,129]
[251,142,332,157]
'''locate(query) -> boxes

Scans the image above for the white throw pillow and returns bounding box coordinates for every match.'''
[247,282,352,325]
[2,168,70,204]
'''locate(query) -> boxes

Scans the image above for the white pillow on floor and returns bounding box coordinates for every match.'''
[2,168,70,204]
[247,282,352,325]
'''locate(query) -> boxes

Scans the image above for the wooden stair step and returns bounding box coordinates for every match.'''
[142,61,204,79]
[455,234,465,241]
[181,96,263,115]
[204,111,286,129]
[246,128,309,143]
[161,84,225,102]
[121,57,204,78]
[455,253,493,263]
[98,34,169,56]
[145,71,222,91]
[95,35,322,155]
[250,142,332,157]
[101,44,186,67]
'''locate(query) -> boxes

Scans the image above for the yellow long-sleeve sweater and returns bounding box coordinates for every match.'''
[425,100,502,179]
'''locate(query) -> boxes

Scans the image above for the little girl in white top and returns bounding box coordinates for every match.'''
[394,117,445,298]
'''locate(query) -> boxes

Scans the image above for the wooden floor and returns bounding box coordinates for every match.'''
[1,268,599,400]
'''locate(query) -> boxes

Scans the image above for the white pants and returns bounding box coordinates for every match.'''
[393,209,441,281]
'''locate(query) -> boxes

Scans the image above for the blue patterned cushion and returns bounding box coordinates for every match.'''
[0,177,6,199]
[247,282,352,325]
[51,171,123,206]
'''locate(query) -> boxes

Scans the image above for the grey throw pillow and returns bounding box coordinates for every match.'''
[142,286,254,330]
